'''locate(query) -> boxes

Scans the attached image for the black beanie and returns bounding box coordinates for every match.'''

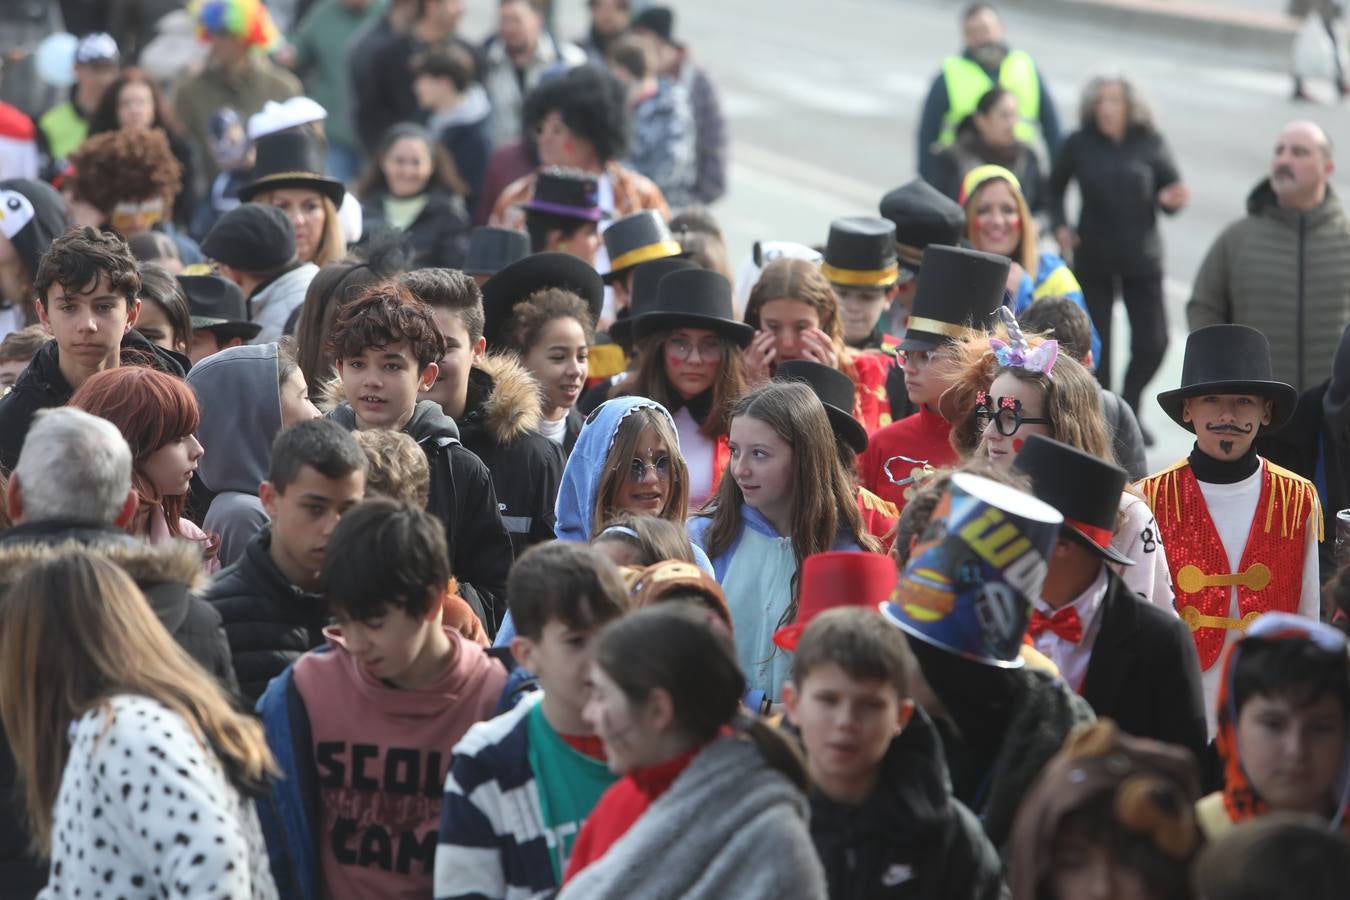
[0,178,70,280]
[201,203,297,272]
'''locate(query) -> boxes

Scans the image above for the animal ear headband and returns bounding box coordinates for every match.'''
[989,307,1057,378]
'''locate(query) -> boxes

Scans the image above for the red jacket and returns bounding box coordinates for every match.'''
[858,405,957,515]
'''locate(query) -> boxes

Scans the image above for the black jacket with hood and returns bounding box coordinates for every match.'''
[328,399,513,630]
[807,707,1007,900]
[203,527,330,708]
[457,355,566,559]
[359,188,471,270]
[0,330,188,472]
[0,520,235,899]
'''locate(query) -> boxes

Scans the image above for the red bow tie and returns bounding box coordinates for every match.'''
[1028,606,1083,644]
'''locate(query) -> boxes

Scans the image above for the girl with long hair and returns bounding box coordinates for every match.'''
[742,257,892,434]
[68,366,217,570]
[0,549,277,896]
[240,131,347,268]
[689,381,879,702]
[357,122,471,269]
[559,604,825,897]
[615,268,750,505]
[960,164,1101,363]
[86,67,197,228]
[946,308,1174,608]
[931,86,1043,211]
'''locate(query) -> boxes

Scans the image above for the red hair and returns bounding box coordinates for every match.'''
[68,367,200,535]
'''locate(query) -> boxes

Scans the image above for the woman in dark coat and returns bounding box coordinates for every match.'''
[358,122,471,269]
[1049,75,1189,442]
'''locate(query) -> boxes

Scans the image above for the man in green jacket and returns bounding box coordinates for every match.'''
[1188,120,1350,393]
[174,3,301,196]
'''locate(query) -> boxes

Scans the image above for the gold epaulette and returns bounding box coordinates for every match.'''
[1136,458,1191,525]
[858,487,898,518]
[1261,460,1325,541]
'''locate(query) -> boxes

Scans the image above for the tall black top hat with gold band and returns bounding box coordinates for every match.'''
[898,245,1009,352]
[238,130,345,207]
[879,179,967,276]
[1156,324,1297,432]
[602,210,684,284]
[821,217,898,288]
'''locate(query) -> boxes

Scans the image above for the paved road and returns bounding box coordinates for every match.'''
[468,0,1350,469]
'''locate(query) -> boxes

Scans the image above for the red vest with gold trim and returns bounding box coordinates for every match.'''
[857,486,898,551]
[1139,458,1322,671]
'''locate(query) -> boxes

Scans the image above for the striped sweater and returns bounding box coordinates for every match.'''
[434,693,610,899]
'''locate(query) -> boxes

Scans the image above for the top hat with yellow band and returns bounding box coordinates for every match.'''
[601,210,684,284]
[899,244,1009,352]
[821,216,898,288]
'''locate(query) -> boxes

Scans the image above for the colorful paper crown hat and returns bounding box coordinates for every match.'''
[880,473,1062,668]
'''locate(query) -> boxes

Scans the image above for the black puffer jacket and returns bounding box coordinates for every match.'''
[203,527,329,708]
[328,399,514,631]
[457,355,565,559]
[0,521,234,899]
[807,708,1007,900]
[0,330,188,472]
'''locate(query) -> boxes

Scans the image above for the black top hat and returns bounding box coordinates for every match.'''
[178,274,262,340]
[899,245,1009,352]
[609,256,699,344]
[464,227,529,276]
[521,168,604,222]
[481,252,605,349]
[633,269,754,347]
[238,131,345,207]
[879,179,966,273]
[821,217,898,288]
[602,210,684,283]
[1156,324,1297,432]
[1012,434,1133,566]
[775,359,867,454]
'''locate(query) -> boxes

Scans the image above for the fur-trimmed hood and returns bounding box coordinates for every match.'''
[460,353,546,447]
[0,529,208,629]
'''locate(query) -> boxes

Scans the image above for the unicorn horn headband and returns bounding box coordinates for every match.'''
[989,307,1057,378]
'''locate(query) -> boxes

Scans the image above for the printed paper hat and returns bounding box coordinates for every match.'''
[773,551,897,651]
[880,472,1062,667]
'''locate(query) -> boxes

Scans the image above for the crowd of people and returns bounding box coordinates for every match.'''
[0,0,1348,898]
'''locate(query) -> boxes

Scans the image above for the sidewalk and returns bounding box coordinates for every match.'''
[1006,0,1298,53]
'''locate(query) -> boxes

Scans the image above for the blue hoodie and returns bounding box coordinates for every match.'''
[494,397,712,647]
[689,505,864,702]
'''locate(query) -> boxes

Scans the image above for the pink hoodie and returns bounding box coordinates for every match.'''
[293,626,507,900]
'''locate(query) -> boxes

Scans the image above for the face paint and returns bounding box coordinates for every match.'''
[1013,438,1025,452]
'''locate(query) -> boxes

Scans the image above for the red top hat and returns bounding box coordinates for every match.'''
[773,551,897,651]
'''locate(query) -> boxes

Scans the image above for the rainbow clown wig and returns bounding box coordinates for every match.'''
[192,0,280,50]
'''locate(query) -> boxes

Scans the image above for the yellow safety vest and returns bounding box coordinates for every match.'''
[939,51,1041,148]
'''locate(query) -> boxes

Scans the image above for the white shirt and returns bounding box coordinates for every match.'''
[673,405,716,507]
[1194,460,1322,737]
[537,414,567,445]
[1032,566,1110,693]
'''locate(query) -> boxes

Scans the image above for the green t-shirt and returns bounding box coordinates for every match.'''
[525,702,616,881]
[384,193,429,231]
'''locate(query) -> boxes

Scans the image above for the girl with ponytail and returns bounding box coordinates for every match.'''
[559,604,825,898]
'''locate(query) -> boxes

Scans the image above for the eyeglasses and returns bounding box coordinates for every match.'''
[667,337,724,362]
[973,391,1052,437]
[624,455,672,483]
[897,349,934,368]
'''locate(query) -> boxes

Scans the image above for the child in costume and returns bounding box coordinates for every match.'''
[1139,324,1322,737]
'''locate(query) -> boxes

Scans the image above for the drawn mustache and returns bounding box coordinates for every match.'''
[1205,423,1253,434]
